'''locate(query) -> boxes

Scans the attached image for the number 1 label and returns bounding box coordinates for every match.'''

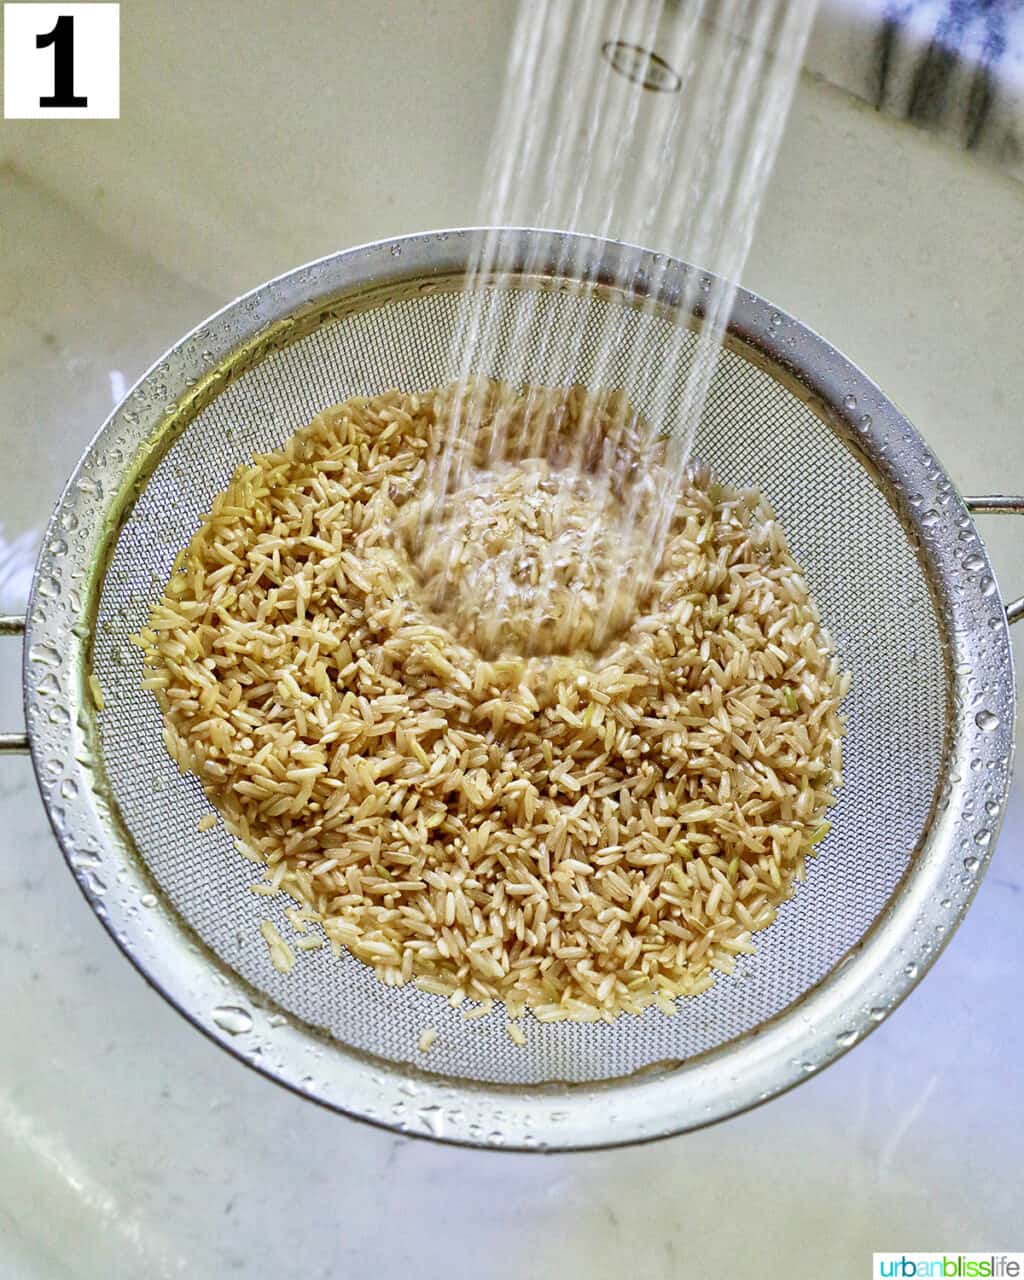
[3,4,119,119]
[36,14,88,108]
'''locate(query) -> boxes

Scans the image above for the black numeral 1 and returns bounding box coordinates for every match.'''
[37,15,88,108]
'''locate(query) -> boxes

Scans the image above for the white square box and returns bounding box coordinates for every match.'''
[3,3,119,118]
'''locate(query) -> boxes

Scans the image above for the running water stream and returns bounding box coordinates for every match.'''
[423,0,818,658]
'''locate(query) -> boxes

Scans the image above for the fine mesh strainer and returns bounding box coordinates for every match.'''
[2,228,1020,1150]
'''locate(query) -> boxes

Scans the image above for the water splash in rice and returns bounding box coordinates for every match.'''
[423,0,818,659]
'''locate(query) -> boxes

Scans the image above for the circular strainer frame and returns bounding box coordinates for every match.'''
[10,229,1019,1150]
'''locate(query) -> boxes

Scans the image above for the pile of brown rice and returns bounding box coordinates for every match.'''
[139,379,847,1023]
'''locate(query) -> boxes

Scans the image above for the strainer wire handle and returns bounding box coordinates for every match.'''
[0,615,28,754]
[966,496,1024,625]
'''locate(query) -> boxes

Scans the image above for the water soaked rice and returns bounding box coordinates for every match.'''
[140,379,847,1022]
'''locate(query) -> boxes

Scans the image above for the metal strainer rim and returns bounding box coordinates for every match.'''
[22,228,1016,1150]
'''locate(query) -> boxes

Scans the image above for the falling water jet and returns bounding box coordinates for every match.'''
[421,0,817,661]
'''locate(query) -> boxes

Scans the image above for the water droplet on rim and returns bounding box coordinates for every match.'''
[211,1005,253,1035]
[37,672,61,697]
[81,870,107,896]
[975,709,1000,733]
[416,1105,444,1136]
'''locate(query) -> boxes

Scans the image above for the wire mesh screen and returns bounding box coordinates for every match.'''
[92,283,946,1085]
